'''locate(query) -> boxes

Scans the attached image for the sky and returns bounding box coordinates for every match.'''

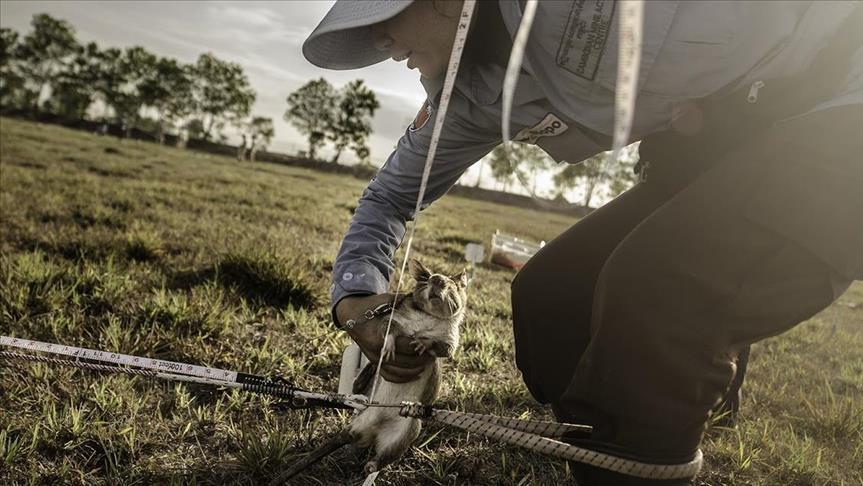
[0,2,427,159]
[0,0,561,195]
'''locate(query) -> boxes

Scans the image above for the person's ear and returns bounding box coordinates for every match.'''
[409,258,431,282]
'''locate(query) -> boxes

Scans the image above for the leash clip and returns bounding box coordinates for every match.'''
[747,80,765,104]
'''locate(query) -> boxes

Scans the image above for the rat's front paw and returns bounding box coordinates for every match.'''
[411,337,437,357]
[382,335,396,362]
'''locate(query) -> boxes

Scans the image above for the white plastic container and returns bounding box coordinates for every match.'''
[490,230,545,270]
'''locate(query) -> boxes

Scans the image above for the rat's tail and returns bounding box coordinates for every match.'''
[269,430,354,485]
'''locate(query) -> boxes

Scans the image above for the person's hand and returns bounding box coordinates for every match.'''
[336,293,433,383]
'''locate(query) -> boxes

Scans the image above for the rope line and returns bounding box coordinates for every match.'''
[2,345,701,479]
[399,403,703,480]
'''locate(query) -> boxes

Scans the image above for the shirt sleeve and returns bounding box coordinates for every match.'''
[331,91,501,320]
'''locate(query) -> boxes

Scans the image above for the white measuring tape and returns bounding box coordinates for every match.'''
[501,0,644,199]
[0,335,369,409]
[369,0,477,403]
[0,335,238,381]
[609,0,644,165]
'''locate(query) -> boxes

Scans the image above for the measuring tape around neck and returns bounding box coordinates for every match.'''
[609,0,644,164]
[501,0,644,202]
[369,0,478,403]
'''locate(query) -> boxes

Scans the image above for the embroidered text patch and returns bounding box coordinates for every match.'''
[556,0,616,80]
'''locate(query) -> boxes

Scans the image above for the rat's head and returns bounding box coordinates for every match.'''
[408,258,467,319]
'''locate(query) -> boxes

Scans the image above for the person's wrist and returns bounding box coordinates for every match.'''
[334,294,372,331]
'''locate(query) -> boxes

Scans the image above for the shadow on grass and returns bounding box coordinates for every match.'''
[170,252,318,310]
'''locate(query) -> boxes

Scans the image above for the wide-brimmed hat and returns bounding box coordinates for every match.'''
[303,0,414,70]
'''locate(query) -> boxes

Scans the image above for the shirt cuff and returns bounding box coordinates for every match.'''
[330,261,389,327]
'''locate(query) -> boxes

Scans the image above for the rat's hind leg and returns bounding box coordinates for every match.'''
[269,430,354,486]
[364,417,421,474]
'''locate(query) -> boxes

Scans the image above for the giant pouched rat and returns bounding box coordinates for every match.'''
[270,259,467,484]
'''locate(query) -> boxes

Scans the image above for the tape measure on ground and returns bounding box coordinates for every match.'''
[0,335,239,382]
[1,335,371,410]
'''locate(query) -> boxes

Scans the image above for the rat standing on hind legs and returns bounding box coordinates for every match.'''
[270,259,467,484]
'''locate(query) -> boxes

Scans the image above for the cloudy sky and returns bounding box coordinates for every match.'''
[0,1,432,164]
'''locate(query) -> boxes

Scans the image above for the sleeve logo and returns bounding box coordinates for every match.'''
[514,113,569,144]
[409,100,432,132]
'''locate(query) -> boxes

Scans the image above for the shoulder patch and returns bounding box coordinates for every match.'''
[409,100,432,132]
[514,113,569,144]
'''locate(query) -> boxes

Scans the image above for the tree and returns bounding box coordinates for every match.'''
[239,116,275,161]
[284,77,335,160]
[0,27,27,110]
[14,13,80,112]
[605,143,640,199]
[552,153,609,207]
[47,41,101,119]
[192,53,256,140]
[139,57,194,143]
[519,144,554,195]
[93,46,158,137]
[487,143,552,193]
[488,144,520,192]
[0,28,17,67]
[326,79,379,163]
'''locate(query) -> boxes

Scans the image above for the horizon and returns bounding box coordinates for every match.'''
[0,0,612,202]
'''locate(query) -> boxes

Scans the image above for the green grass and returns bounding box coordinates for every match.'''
[1,117,861,485]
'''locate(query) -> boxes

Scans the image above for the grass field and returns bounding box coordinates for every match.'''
[1,117,861,485]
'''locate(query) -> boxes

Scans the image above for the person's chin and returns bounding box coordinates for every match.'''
[417,64,446,80]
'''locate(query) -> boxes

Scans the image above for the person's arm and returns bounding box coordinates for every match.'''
[333,93,500,381]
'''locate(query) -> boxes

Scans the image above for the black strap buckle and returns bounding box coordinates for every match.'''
[364,302,393,320]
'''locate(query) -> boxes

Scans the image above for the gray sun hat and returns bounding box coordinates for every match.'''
[303,1,415,70]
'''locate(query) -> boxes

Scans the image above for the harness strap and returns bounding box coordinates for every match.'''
[343,296,405,330]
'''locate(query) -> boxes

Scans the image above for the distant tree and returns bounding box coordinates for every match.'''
[184,118,205,139]
[191,53,256,141]
[326,79,379,163]
[14,13,80,112]
[487,143,553,193]
[0,27,27,110]
[47,42,102,119]
[284,77,335,160]
[247,116,274,162]
[94,46,158,137]
[139,57,194,143]
[552,153,609,207]
[0,28,17,67]
[488,144,520,192]
[519,144,554,195]
[605,143,640,199]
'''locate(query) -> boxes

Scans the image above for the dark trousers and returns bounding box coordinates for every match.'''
[511,105,862,477]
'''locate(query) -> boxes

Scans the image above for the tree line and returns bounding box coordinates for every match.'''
[0,13,273,160]
[486,142,639,207]
[284,78,380,164]
[283,78,638,206]
[1,13,636,205]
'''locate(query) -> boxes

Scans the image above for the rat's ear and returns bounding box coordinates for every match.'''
[409,258,431,282]
[453,269,468,288]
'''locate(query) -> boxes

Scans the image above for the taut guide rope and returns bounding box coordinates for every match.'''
[2,335,702,479]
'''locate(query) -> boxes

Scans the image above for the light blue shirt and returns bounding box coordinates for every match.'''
[331,0,862,313]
